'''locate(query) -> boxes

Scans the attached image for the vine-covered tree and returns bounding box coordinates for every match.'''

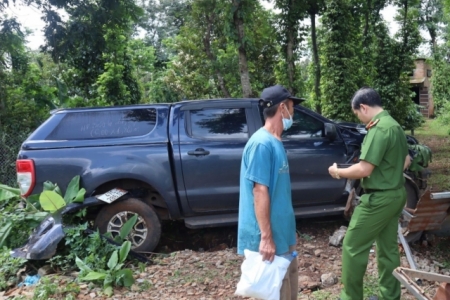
[320,0,363,121]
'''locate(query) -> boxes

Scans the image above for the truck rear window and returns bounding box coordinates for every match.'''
[189,108,248,139]
[47,109,157,140]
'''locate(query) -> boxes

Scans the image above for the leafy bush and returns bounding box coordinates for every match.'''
[76,241,135,296]
[32,276,80,300]
[437,101,450,135]
[0,246,27,291]
[49,225,117,272]
[0,184,47,249]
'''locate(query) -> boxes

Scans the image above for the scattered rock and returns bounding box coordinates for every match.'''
[329,226,347,247]
[37,265,54,277]
[303,243,316,249]
[321,272,338,287]
[314,249,323,257]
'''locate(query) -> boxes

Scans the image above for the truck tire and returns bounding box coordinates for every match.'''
[405,181,419,209]
[94,198,161,252]
[404,181,422,243]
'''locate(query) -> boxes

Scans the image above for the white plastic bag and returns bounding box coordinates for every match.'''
[234,249,291,300]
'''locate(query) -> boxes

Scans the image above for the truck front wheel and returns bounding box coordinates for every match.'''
[94,198,161,252]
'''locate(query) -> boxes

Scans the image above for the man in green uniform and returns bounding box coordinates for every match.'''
[328,87,411,300]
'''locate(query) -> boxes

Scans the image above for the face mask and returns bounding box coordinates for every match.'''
[282,105,293,131]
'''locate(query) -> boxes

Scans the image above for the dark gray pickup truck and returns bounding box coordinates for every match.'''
[14,98,430,258]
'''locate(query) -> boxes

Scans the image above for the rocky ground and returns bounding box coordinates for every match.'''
[2,216,450,300]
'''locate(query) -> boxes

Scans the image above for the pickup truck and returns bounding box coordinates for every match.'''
[13,98,430,258]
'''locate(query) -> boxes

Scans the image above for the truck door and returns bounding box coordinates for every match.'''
[282,108,348,206]
[178,102,254,212]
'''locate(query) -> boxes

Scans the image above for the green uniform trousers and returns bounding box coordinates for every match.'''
[340,188,406,300]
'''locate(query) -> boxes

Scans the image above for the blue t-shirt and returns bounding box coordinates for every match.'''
[237,127,296,255]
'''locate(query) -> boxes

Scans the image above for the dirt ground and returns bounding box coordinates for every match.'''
[3,216,450,300]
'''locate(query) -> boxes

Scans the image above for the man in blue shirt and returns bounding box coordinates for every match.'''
[238,85,302,300]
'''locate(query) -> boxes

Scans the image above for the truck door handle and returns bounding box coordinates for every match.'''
[188,148,210,156]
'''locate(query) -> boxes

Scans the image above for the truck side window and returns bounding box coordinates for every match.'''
[258,106,324,139]
[189,108,248,139]
[47,109,157,140]
[282,110,324,139]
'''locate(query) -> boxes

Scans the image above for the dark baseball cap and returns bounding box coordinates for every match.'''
[259,85,305,109]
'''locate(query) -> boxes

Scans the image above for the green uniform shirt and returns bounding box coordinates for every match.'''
[360,110,408,191]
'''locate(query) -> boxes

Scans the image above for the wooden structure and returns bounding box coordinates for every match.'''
[410,58,434,118]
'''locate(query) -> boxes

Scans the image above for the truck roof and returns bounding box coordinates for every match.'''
[50,98,263,114]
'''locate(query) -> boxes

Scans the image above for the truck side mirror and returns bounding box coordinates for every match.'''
[325,123,337,141]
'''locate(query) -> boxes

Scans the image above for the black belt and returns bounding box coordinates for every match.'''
[364,189,382,194]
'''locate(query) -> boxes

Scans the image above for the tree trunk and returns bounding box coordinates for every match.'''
[363,0,371,39]
[428,25,437,53]
[286,23,295,94]
[233,0,252,98]
[203,14,231,98]
[310,11,321,113]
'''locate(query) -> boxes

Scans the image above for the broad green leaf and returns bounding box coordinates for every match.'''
[0,184,20,202]
[64,176,80,204]
[75,256,93,273]
[0,222,13,247]
[113,263,124,272]
[54,185,62,196]
[107,250,119,270]
[119,215,137,240]
[73,188,86,203]
[116,269,134,287]
[39,191,66,213]
[44,181,56,191]
[25,194,41,210]
[25,212,48,221]
[104,273,114,287]
[81,272,107,281]
[119,241,131,263]
[104,285,113,297]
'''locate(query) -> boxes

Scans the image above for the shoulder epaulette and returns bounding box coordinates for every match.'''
[366,119,380,130]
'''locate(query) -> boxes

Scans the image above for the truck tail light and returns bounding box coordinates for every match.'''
[16,159,36,197]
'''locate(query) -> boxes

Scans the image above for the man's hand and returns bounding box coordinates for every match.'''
[259,237,276,262]
[328,162,339,179]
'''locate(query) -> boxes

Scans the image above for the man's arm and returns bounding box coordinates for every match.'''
[253,182,276,262]
[328,160,375,180]
[404,154,411,171]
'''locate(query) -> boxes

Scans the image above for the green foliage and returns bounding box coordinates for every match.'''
[76,241,134,297]
[40,0,144,105]
[310,289,335,300]
[138,0,190,64]
[164,0,279,99]
[0,185,47,248]
[0,184,20,202]
[408,144,433,174]
[39,191,66,213]
[437,101,450,134]
[32,276,80,300]
[109,214,138,244]
[431,54,450,117]
[0,175,85,250]
[0,246,27,291]
[39,176,86,213]
[49,225,116,272]
[320,0,362,122]
[362,274,379,298]
[95,27,142,106]
[64,176,86,204]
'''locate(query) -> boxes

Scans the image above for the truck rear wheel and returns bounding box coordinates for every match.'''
[94,198,161,252]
